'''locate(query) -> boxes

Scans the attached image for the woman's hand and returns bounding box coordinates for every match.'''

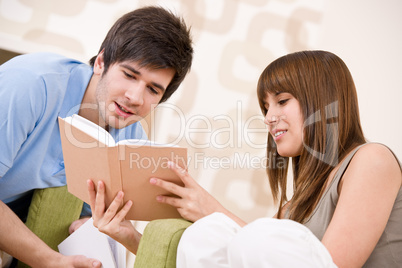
[87,180,142,254]
[150,161,246,226]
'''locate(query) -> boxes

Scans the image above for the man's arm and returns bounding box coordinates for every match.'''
[0,200,101,268]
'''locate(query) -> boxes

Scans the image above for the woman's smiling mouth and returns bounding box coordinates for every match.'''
[273,130,287,141]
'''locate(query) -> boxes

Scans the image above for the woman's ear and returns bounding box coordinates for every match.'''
[93,50,105,75]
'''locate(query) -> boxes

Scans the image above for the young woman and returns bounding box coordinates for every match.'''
[88,51,401,267]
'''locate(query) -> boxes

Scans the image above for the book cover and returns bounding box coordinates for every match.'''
[58,115,187,221]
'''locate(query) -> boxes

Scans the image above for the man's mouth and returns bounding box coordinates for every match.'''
[115,102,134,117]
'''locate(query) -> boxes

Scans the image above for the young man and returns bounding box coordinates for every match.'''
[0,6,193,267]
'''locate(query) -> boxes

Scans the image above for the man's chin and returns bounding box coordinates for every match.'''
[107,116,141,129]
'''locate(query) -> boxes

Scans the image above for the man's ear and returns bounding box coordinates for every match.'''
[93,50,105,75]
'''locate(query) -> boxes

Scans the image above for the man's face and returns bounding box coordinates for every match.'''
[94,54,175,129]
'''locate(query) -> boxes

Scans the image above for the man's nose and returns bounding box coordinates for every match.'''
[125,83,145,106]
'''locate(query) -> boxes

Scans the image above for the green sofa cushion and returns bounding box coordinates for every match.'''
[135,219,192,268]
[17,186,83,268]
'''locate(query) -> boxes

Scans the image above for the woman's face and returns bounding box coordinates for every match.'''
[263,92,304,157]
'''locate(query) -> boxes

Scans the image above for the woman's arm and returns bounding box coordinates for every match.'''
[322,143,401,267]
[150,161,247,227]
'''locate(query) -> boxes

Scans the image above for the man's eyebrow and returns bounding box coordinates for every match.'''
[120,63,167,92]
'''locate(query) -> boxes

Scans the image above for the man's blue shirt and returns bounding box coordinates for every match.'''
[0,53,147,209]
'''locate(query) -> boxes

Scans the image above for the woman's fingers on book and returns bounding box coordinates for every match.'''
[90,180,119,227]
[150,177,184,197]
[93,181,107,218]
[155,194,182,208]
[112,199,132,223]
[100,191,125,223]
[167,161,197,187]
[154,189,209,222]
[87,179,97,209]
[151,161,203,203]
[87,178,133,240]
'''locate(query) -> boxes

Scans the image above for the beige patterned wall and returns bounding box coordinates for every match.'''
[0,0,401,223]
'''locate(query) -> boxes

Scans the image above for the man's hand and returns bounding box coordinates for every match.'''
[52,254,101,268]
[69,217,90,234]
[0,201,101,268]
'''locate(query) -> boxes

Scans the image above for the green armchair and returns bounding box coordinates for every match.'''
[134,219,192,267]
[17,186,83,268]
[19,186,191,268]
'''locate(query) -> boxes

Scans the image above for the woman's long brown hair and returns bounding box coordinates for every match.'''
[257,51,366,223]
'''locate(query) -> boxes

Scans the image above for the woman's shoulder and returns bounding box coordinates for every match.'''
[353,143,400,168]
[345,143,401,185]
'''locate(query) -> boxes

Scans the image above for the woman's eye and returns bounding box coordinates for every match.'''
[278,99,289,105]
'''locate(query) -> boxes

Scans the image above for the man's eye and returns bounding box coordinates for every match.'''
[124,71,135,79]
[148,86,159,95]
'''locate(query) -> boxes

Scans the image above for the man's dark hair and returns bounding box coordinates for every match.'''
[89,6,193,103]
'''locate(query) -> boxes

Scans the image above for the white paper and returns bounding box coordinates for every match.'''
[58,218,126,268]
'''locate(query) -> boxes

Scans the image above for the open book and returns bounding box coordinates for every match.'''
[59,114,187,221]
[58,218,126,268]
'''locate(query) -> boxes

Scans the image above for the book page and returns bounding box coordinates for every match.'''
[64,114,116,147]
[117,138,179,147]
[58,218,121,268]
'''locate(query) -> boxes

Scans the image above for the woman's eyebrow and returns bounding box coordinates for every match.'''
[275,91,284,96]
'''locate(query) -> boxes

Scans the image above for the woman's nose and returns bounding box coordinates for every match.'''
[264,113,278,126]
